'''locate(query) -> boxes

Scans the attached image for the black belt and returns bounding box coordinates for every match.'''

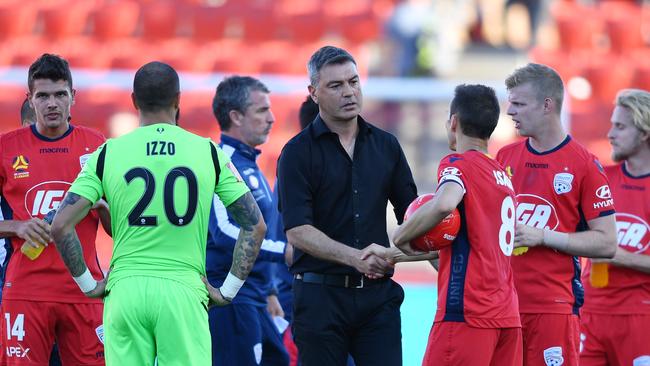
[295,272,388,289]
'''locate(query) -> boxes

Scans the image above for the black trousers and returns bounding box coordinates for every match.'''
[292,278,404,366]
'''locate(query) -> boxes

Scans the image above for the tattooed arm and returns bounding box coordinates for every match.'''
[50,192,106,298]
[225,192,266,280]
[203,192,265,307]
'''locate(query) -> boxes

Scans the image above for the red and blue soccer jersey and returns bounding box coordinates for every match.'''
[0,125,105,303]
[434,150,520,328]
[496,136,615,315]
[582,164,650,315]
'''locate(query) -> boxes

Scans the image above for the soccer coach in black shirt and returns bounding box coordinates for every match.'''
[277,46,418,366]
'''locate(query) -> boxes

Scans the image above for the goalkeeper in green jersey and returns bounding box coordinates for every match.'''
[51,62,266,366]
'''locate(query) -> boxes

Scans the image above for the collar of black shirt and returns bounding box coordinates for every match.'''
[311,114,373,139]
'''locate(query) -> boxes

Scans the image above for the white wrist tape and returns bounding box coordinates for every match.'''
[543,230,570,252]
[73,268,97,293]
[219,272,245,300]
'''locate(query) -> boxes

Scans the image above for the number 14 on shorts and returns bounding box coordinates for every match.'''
[4,313,26,341]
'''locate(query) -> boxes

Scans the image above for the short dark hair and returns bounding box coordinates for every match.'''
[28,53,73,92]
[133,61,180,113]
[298,96,318,130]
[450,84,500,140]
[212,76,269,131]
[20,98,35,126]
[307,46,356,86]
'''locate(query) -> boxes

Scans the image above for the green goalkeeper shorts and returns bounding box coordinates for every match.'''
[103,276,211,366]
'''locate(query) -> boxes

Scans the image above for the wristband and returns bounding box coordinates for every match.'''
[543,230,570,252]
[219,272,245,301]
[73,268,98,293]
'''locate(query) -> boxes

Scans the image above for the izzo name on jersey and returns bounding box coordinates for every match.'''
[146,141,176,156]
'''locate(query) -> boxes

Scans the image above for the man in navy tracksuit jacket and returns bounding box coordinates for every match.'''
[206,76,289,366]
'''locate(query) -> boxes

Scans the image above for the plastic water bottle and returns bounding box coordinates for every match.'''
[513,246,529,256]
[20,209,56,260]
[589,262,609,288]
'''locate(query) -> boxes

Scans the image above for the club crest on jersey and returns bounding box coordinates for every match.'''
[248,175,259,189]
[12,155,30,179]
[633,355,650,366]
[553,173,573,194]
[79,154,91,169]
[95,325,105,344]
[543,346,564,366]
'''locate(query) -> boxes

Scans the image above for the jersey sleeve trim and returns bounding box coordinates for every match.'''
[96,144,107,182]
[438,174,466,193]
[598,209,615,217]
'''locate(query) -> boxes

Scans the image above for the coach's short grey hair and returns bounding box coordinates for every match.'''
[212,76,269,131]
[307,46,356,86]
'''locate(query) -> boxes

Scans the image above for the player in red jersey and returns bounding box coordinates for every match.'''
[580,89,650,366]
[0,54,109,365]
[496,63,617,366]
[393,84,522,366]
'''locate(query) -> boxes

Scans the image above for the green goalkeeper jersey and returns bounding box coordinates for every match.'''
[69,123,249,297]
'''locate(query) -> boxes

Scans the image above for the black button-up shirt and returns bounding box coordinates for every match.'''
[277,115,418,274]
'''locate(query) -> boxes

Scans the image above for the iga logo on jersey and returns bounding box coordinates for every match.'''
[615,213,650,254]
[516,194,559,230]
[24,181,71,217]
[553,173,574,194]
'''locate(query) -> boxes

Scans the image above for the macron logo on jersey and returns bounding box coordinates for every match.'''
[24,181,71,217]
[616,213,650,254]
[516,194,559,230]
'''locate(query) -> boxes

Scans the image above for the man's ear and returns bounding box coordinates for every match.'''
[229,109,243,127]
[131,93,139,110]
[450,114,459,133]
[308,85,317,104]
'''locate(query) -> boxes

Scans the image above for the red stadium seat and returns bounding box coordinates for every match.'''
[141,1,179,41]
[285,13,327,43]
[41,2,93,40]
[581,54,634,103]
[337,9,382,45]
[551,1,604,51]
[192,5,229,42]
[0,2,37,40]
[599,1,644,54]
[91,1,140,41]
[258,42,308,75]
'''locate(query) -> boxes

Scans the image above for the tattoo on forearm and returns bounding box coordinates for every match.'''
[55,230,86,277]
[54,192,86,277]
[58,192,82,212]
[226,192,262,279]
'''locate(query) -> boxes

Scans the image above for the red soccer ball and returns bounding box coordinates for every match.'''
[403,193,461,251]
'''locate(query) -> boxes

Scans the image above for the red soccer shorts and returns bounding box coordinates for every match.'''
[422,321,523,366]
[580,311,650,366]
[520,313,579,366]
[0,299,104,365]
